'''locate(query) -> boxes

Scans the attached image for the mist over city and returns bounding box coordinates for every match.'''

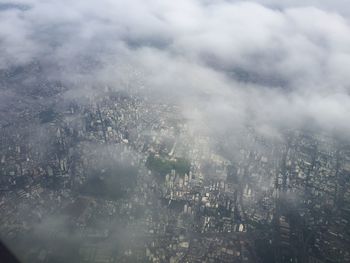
[0,1,350,262]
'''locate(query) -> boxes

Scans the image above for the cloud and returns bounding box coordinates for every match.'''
[0,0,350,140]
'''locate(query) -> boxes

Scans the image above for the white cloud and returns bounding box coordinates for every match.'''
[1,0,350,139]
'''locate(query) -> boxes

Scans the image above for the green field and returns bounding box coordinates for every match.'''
[146,154,190,176]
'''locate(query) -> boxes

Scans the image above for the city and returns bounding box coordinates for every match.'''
[1,1,350,262]
[0,87,349,262]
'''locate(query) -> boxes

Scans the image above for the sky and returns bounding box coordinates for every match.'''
[1,0,350,140]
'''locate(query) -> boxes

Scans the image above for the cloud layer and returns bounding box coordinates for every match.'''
[1,0,350,139]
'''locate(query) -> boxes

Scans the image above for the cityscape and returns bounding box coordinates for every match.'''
[1,1,350,263]
[0,84,349,262]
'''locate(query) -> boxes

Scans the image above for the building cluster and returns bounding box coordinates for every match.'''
[0,91,349,262]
